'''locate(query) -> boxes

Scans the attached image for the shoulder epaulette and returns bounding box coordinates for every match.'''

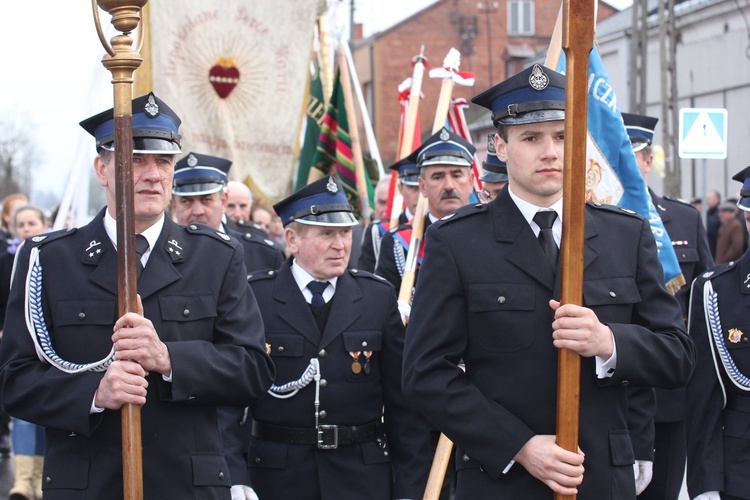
[433,203,487,228]
[388,223,411,235]
[184,223,238,247]
[698,261,736,281]
[348,268,389,283]
[586,202,643,220]
[663,195,696,208]
[237,231,278,249]
[247,269,278,283]
[25,227,77,248]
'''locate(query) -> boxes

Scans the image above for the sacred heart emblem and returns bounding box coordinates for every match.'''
[209,58,240,99]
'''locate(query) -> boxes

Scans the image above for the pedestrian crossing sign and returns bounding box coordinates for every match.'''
[678,108,728,159]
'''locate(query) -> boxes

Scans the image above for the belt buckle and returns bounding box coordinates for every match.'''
[317,425,338,449]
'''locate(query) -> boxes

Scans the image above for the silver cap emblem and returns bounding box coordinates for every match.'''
[187,154,198,167]
[439,129,450,141]
[528,64,549,91]
[326,176,338,193]
[144,93,159,117]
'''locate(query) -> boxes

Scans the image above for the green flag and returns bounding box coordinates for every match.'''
[295,55,326,191]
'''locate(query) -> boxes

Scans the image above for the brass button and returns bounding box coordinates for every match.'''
[497,296,506,304]
[182,309,190,317]
[78,312,86,320]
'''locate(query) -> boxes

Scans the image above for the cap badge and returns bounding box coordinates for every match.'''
[144,94,159,118]
[728,328,744,343]
[486,133,496,154]
[528,64,549,91]
[187,154,198,167]
[326,176,338,193]
[440,129,450,141]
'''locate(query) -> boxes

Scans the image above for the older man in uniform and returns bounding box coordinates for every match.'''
[685,166,750,500]
[0,92,275,499]
[622,112,713,500]
[358,157,421,273]
[170,151,284,273]
[238,175,431,499]
[402,65,694,499]
[375,127,475,292]
[477,132,509,204]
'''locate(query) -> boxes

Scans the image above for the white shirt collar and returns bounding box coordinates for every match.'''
[103,211,164,264]
[290,259,339,304]
[508,187,564,246]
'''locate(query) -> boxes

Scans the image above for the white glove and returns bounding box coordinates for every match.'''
[633,460,653,495]
[397,300,411,322]
[694,492,721,500]
[231,485,260,500]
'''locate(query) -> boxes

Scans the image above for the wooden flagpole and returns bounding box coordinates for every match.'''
[398,48,458,312]
[91,1,146,498]
[555,0,594,498]
[390,48,427,228]
[418,48,464,500]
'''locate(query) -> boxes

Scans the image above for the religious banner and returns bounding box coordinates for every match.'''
[147,1,319,202]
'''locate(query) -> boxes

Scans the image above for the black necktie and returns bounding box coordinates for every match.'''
[135,234,150,281]
[533,211,559,269]
[307,281,329,308]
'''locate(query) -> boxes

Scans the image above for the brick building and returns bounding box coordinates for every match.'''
[351,0,617,167]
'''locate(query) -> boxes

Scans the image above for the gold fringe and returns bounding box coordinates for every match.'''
[665,273,687,296]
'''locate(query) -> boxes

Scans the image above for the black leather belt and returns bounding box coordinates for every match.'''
[251,419,381,450]
[727,395,750,413]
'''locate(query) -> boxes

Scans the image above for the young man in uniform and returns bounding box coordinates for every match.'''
[402,64,694,499]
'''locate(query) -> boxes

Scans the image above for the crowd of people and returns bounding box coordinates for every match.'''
[0,63,746,500]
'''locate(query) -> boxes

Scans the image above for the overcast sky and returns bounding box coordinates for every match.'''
[0,0,631,211]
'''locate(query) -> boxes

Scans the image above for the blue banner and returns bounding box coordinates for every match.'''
[557,48,684,289]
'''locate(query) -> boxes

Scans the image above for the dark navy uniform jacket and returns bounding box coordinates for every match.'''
[244,264,431,499]
[374,216,430,293]
[686,250,750,499]
[627,191,714,459]
[0,209,274,499]
[225,226,284,272]
[403,189,694,499]
[358,212,409,273]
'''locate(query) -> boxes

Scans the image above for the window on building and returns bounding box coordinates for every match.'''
[508,0,534,36]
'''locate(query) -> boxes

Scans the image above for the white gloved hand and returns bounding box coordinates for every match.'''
[397,300,411,322]
[694,492,721,500]
[632,460,653,495]
[231,484,260,500]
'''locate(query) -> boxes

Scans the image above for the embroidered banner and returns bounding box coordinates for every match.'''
[147,1,318,202]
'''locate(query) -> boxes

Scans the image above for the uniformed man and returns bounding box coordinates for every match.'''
[358,157,421,273]
[622,112,714,500]
[402,64,694,499]
[170,151,284,273]
[477,132,509,204]
[374,128,475,292]
[238,175,431,499]
[0,92,275,499]
[685,166,750,500]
